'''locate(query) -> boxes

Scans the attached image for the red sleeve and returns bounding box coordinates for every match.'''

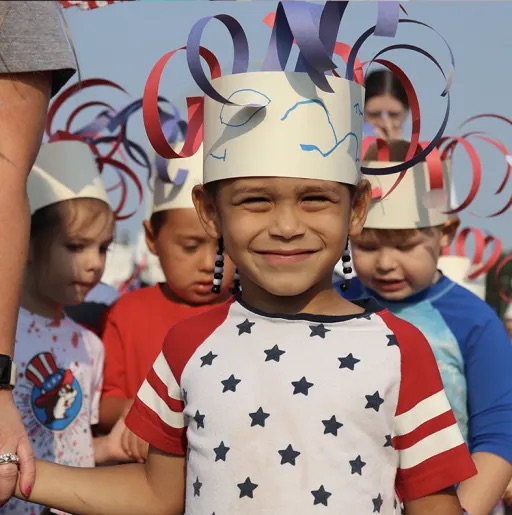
[101,303,129,400]
[378,310,477,500]
[125,300,232,455]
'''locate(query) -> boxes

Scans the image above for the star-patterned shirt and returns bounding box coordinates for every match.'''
[126,297,476,514]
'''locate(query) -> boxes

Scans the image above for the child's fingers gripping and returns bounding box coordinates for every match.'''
[120,426,133,458]
[16,434,35,498]
[134,434,149,463]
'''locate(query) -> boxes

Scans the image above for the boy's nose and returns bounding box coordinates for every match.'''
[268,205,306,240]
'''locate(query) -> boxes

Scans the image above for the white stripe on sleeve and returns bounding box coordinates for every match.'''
[137,379,185,429]
[399,424,464,470]
[152,352,181,400]
[394,390,451,436]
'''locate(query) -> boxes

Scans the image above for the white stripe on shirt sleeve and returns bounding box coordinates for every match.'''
[394,390,452,436]
[137,379,185,429]
[399,424,464,470]
[152,352,181,400]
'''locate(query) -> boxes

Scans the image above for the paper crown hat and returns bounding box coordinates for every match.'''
[363,140,452,229]
[437,255,486,300]
[152,143,203,213]
[28,140,109,215]
[143,2,454,189]
[438,227,503,301]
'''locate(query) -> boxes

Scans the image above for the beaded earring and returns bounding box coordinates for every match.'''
[340,240,354,292]
[212,237,225,294]
[232,269,241,294]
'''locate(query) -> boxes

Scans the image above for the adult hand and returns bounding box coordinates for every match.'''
[0,391,34,505]
[121,426,149,464]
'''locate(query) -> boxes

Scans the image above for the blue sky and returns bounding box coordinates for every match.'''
[63,1,512,252]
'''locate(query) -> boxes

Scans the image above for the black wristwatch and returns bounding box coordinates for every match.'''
[0,354,16,390]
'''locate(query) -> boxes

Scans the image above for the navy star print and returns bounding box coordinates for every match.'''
[249,407,270,427]
[238,477,258,498]
[213,441,230,462]
[193,410,205,429]
[193,477,202,496]
[237,319,255,335]
[365,391,384,412]
[311,485,331,506]
[200,351,218,367]
[291,376,314,396]
[386,335,398,347]
[221,374,241,393]
[349,455,366,475]
[309,323,330,338]
[264,344,285,362]
[338,353,360,370]
[372,493,383,512]
[278,444,300,466]
[322,415,343,436]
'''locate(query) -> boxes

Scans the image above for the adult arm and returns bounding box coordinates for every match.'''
[0,0,76,503]
[404,488,464,514]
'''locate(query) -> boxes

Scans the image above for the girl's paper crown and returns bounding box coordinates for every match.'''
[438,227,502,300]
[28,140,109,215]
[143,2,454,186]
[35,78,149,220]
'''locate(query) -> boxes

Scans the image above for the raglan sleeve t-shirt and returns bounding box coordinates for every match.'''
[126,298,475,513]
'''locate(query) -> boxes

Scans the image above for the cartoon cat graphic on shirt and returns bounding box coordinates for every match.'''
[26,352,83,430]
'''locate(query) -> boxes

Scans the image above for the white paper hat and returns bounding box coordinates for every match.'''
[152,144,203,213]
[437,255,486,300]
[364,159,452,229]
[28,140,109,215]
[203,72,363,184]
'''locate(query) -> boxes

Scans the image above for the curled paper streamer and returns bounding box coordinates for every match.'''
[47,78,146,220]
[143,45,220,161]
[59,1,129,10]
[457,114,512,216]
[263,6,452,177]
[442,227,503,280]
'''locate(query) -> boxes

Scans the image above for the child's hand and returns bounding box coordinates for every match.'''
[503,478,512,506]
[105,416,133,463]
[121,426,149,464]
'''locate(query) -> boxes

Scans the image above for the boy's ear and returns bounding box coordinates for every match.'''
[192,185,222,240]
[439,216,461,248]
[348,179,372,237]
[143,220,158,256]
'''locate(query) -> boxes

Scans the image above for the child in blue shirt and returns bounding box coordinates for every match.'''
[338,139,512,515]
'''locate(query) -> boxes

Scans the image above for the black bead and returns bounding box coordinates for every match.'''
[342,255,351,262]
[340,280,350,291]
[214,273,223,280]
[215,260,224,267]
[343,267,352,274]
[212,285,221,294]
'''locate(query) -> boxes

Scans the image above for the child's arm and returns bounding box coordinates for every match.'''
[457,315,512,513]
[93,414,132,465]
[403,487,464,514]
[16,446,185,515]
[456,451,512,515]
[98,309,131,431]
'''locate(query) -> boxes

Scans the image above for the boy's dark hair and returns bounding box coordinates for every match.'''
[149,210,169,237]
[365,69,409,111]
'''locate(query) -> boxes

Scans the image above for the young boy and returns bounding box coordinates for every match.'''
[10,5,476,510]
[98,143,234,435]
[339,139,512,514]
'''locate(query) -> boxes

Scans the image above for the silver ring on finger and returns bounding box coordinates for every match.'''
[0,453,20,466]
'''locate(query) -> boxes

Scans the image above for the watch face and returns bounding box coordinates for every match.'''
[0,356,12,386]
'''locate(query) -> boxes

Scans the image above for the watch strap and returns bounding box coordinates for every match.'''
[0,354,16,389]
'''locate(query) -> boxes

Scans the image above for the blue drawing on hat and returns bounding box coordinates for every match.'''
[208,149,227,161]
[25,352,82,431]
[208,89,272,162]
[354,103,363,117]
[281,99,360,162]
